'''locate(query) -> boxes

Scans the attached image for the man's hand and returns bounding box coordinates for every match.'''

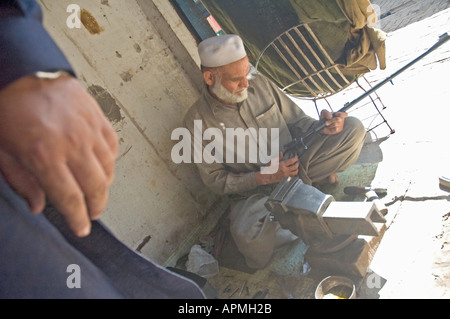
[0,147,46,214]
[320,109,348,135]
[0,75,119,237]
[255,152,299,186]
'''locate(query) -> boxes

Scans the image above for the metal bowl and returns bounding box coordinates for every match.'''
[314,276,356,299]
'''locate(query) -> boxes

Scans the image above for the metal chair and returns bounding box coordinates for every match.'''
[254,23,395,136]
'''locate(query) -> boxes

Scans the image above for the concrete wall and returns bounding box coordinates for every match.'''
[38,0,218,264]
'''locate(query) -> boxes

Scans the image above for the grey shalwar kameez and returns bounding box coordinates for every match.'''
[183,73,366,269]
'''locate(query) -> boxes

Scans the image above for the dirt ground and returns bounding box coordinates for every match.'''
[352,7,450,298]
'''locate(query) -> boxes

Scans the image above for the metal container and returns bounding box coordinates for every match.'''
[314,276,356,299]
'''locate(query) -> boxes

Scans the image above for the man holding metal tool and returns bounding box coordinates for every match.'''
[183,34,366,269]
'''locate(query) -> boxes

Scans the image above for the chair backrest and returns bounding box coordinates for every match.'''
[255,23,357,99]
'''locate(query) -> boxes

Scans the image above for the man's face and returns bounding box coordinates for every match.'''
[208,57,251,105]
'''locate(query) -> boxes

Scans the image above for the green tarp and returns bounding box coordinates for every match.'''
[200,0,386,98]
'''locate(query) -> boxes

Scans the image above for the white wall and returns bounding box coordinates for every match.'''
[39,0,218,264]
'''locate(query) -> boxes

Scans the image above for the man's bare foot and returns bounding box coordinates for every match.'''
[314,173,339,186]
[328,173,339,184]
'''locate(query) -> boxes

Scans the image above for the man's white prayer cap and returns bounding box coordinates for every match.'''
[198,34,247,68]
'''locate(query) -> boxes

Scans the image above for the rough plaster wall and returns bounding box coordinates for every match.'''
[38,0,217,264]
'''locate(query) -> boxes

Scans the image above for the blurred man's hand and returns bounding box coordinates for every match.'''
[0,74,118,237]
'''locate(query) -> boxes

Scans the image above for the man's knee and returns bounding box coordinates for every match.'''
[345,116,366,143]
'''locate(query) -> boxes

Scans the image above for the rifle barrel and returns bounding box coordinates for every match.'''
[284,32,450,156]
[340,32,450,113]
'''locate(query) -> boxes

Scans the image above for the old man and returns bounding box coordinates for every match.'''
[183,34,366,269]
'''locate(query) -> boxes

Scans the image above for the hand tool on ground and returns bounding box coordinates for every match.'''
[344,186,387,197]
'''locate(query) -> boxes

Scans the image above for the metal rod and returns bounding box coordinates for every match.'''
[287,28,335,92]
[284,32,450,156]
[294,26,343,90]
[355,78,395,135]
[304,24,351,86]
[272,42,318,96]
[340,32,450,113]
[277,36,324,93]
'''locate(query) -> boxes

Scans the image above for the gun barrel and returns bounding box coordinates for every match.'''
[285,33,450,157]
[340,32,449,113]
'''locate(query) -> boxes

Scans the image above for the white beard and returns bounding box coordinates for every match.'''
[210,79,248,104]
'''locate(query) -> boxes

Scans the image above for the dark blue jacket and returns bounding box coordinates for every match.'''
[0,0,74,90]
